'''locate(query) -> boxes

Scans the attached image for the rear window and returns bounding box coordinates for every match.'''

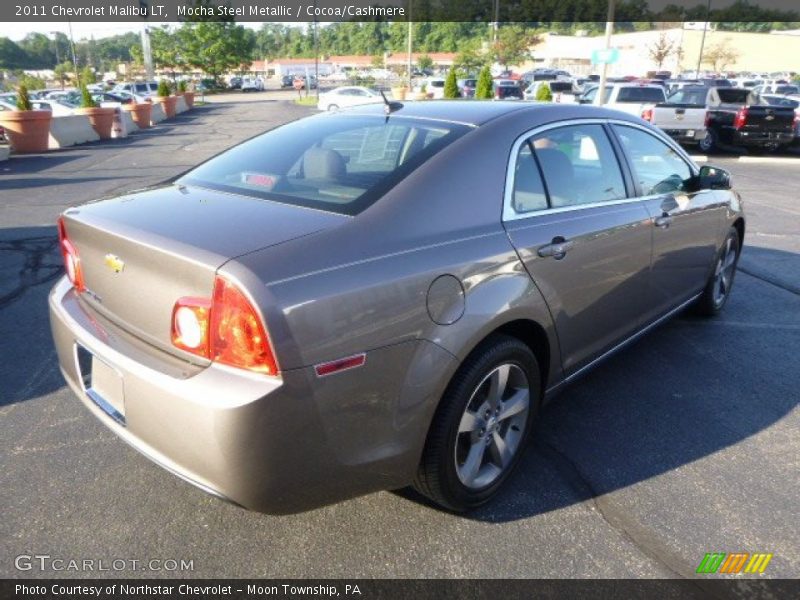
[178,116,470,216]
[667,87,707,105]
[462,79,477,87]
[429,80,445,88]
[616,87,666,103]
[775,85,799,95]
[717,89,752,104]
[549,82,573,93]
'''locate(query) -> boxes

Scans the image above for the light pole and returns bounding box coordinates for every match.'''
[50,32,61,65]
[695,0,712,77]
[596,0,615,106]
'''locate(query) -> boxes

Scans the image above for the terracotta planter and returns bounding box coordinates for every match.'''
[391,87,407,101]
[123,102,152,129]
[0,110,52,153]
[75,106,116,140]
[156,95,177,118]
[182,91,195,109]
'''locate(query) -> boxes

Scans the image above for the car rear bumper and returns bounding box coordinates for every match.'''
[663,128,706,144]
[49,277,456,513]
[730,130,794,146]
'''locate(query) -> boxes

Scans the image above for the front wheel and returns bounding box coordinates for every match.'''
[694,226,741,316]
[414,335,540,511]
[327,104,339,112]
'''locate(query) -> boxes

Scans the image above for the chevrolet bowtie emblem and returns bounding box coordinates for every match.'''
[104,254,125,273]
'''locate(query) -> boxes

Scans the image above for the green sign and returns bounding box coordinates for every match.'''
[591,48,620,65]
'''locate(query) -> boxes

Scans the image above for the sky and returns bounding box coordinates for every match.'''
[0,22,274,42]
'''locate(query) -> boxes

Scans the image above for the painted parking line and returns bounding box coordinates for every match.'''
[689,155,708,162]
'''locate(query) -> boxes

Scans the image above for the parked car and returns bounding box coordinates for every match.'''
[580,83,666,118]
[494,79,523,100]
[760,94,800,143]
[92,92,135,106]
[425,77,446,99]
[692,87,794,152]
[113,81,159,98]
[457,78,478,98]
[524,80,578,103]
[50,102,744,514]
[280,75,294,88]
[241,76,264,92]
[649,86,709,146]
[229,77,243,90]
[754,83,799,96]
[316,86,383,111]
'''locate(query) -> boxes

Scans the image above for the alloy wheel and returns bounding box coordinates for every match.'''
[454,363,530,490]
[713,236,737,307]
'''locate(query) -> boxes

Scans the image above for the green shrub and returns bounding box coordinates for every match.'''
[443,68,459,99]
[79,82,97,108]
[475,66,493,100]
[178,80,188,93]
[157,80,171,97]
[16,84,32,111]
[535,84,553,102]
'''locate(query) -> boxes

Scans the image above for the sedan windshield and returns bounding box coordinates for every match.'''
[179,115,470,215]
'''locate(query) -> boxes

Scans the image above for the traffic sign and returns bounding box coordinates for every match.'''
[591,48,620,65]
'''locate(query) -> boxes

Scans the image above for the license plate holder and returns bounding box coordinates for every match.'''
[76,345,125,425]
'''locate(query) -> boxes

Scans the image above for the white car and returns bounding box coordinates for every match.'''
[524,80,578,103]
[241,76,264,92]
[424,78,446,99]
[0,98,73,116]
[317,86,383,112]
[113,81,159,98]
[580,83,667,118]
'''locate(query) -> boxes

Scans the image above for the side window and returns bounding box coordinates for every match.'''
[613,125,693,196]
[512,143,548,213]
[531,124,627,208]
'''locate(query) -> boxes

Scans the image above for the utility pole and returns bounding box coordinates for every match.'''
[407,17,413,90]
[139,1,154,80]
[596,0,615,106]
[493,0,500,42]
[695,0,712,77]
[50,32,61,65]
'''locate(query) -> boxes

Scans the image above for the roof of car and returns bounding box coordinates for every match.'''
[340,100,644,127]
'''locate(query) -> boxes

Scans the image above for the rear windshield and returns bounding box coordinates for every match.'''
[549,82,573,93]
[616,87,666,102]
[429,80,445,88]
[717,89,752,104]
[667,87,707,105]
[462,79,477,87]
[178,115,470,215]
[775,85,799,95]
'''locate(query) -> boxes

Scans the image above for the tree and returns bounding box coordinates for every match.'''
[491,25,540,70]
[443,68,459,98]
[53,61,74,88]
[647,32,678,70]
[177,22,254,85]
[371,54,384,69]
[150,26,184,81]
[17,33,55,68]
[475,66,493,99]
[703,38,740,72]
[454,47,485,76]
[535,83,553,102]
[417,54,434,71]
[0,38,29,70]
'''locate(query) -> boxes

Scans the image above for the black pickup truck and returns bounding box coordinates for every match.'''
[655,86,795,152]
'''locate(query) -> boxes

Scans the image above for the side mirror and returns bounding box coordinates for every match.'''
[698,165,731,190]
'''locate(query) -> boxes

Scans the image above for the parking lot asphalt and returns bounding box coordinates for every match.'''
[1,100,798,580]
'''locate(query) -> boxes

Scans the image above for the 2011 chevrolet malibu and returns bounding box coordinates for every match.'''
[50,101,744,513]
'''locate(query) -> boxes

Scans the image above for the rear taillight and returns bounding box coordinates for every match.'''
[171,275,278,375]
[734,107,748,130]
[57,216,85,292]
[704,112,712,128]
[641,108,653,122]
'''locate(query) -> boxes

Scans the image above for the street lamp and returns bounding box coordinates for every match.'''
[50,31,61,65]
[695,0,713,78]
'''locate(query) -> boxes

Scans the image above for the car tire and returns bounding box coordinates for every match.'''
[694,226,741,317]
[414,334,540,512]
[698,129,717,153]
[327,104,339,112]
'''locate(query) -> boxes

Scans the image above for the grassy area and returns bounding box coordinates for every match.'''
[294,96,318,106]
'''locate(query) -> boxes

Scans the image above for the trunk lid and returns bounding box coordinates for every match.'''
[62,183,346,358]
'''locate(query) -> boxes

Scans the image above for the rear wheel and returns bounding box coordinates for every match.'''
[327,104,339,112]
[698,129,717,153]
[694,226,740,316]
[414,335,540,511]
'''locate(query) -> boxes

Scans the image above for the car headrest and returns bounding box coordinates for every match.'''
[303,148,346,182]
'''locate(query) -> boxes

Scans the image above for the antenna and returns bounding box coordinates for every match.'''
[380,91,403,115]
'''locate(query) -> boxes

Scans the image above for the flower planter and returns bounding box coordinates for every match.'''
[75,106,116,140]
[155,95,177,118]
[183,91,195,109]
[0,110,52,153]
[391,87,408,101]
[123,102,152,129]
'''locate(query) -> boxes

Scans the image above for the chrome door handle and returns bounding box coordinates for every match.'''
[654,215,673,229]
[538,239,574,260]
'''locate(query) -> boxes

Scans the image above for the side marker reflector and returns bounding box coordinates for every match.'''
[314,353,366,377]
